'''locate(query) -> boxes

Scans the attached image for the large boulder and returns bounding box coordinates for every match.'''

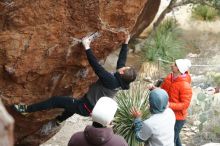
[0,0,160,145]
[0,99,14,146]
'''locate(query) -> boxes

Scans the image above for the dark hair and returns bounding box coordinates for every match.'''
[121,67,137,83]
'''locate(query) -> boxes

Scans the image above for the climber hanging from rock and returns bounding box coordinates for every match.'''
[13,33,137,126]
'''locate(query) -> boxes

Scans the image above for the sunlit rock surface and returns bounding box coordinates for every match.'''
[0,0,160,145]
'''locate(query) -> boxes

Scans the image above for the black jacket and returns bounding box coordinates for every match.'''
[85,44,129,90]
[84,44,130,106]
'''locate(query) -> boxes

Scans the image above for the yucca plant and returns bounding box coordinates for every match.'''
[192,4,219,21]
[141,18,186,63]
[113,81,150,146]
[206,72,220,86]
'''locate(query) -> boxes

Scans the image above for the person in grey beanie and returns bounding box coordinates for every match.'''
[131,88,175,146]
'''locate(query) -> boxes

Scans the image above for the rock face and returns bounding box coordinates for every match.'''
[0,99,14,146]
[0,0,160,145]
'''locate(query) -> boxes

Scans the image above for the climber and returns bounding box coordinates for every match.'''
[68,97,128,146]
[13,33,137,126]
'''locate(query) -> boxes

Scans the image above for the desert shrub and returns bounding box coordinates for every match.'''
[141,18,186,63]
[206,72,220,86]
[192,4,219,21]
[113,82,150,146]
[189,90,220,142]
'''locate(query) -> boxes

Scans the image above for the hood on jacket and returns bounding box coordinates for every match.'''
[84,125,114,145]
[149,88,168,114]
[184,71,192,83]
[171,71,192,84]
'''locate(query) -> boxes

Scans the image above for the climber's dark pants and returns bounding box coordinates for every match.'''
[27,96,93,122]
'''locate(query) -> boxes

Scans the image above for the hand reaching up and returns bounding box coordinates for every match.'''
[82,36,92,50]
[82,32,100,50]
[125,34,130,44]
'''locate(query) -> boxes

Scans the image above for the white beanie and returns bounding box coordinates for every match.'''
[92,97,118,126]
[175,59,191,74]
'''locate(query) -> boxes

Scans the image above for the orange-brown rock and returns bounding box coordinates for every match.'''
[0,0,160,145]
[0,99,14,146]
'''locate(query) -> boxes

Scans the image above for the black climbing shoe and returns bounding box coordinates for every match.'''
[13,104,28,115]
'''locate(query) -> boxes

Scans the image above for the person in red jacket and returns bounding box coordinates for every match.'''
[68,97,128,146]
[160,59,192,146]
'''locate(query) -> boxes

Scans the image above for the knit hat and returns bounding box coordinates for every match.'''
[149,88,168,114]
[92,97,118,126]
[175,59,191,74]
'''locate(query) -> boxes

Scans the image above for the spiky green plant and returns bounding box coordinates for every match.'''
[192,4,219,21]
[206,72,220,86]
[141,18,186,63]
[113,81,150,146]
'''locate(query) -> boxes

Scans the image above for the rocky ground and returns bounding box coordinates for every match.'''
[40,115,90,146]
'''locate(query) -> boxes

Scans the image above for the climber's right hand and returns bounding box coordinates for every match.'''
[82,37,91,50]
[125,34,130,44]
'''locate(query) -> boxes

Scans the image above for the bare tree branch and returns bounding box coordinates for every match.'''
[152,0,220,32]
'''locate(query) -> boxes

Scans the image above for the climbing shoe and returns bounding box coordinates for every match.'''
[13,104,28,115]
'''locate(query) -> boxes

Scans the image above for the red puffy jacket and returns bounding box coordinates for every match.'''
[161,72,192,120]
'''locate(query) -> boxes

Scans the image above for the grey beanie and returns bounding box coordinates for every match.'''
[149,88,168,114]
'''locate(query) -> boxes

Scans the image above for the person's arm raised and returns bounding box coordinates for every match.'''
[82,37,118,89]
[116,34,130,69]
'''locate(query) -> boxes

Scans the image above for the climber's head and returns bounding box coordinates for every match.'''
[118,66,137,84]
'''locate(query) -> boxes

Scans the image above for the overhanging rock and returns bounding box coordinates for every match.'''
[0,0,160,145]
